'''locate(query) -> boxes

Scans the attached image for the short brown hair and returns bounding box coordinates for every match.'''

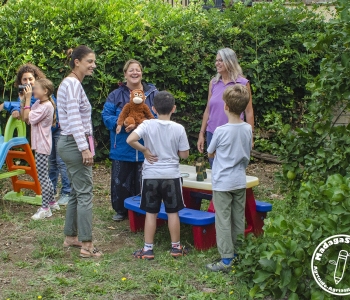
[223,84,250,115]
[15,63,46,87]
[123,59,143,73]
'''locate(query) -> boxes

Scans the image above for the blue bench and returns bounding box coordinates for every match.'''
[124,196,273,250]
[125,196,216,250]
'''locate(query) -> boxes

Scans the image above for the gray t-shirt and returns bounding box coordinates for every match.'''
[134,119,190,179]
[207,122,252,191]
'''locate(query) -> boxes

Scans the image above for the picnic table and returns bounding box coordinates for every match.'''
[125,165,272,250]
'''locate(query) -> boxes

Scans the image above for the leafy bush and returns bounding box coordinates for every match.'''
[233,1,350,298]
[0,0,324,159]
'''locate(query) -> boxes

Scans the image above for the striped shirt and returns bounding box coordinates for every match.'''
[57,77,92,152]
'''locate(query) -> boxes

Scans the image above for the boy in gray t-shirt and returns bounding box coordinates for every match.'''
[206,84,252,272]
[127,91,190,260]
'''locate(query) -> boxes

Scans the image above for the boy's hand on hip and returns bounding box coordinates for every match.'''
[143,148,158,164]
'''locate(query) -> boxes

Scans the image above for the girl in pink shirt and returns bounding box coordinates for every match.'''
[22,78,60,220]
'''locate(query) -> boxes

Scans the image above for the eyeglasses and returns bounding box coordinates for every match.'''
[215,59,223,63]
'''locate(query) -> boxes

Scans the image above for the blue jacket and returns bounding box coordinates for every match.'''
[3,95,60,132]
[102,82,158,162]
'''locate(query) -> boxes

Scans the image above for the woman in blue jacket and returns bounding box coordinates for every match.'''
[102,59,158,221]
[0,64,71,204]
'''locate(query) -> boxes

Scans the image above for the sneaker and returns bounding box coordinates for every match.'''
[170,245,189,258]
[49,201,60,211]
[31,207,53,220]
[133,248,154,260]
[112,213,127,221]
[206,259,233,272]
[57,194,70,206]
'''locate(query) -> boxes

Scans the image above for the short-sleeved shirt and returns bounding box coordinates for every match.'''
[207,122,252,191]
[57,77,93,152]
[207,77,249,134]
[134,119,190,179]
[29,100,54,155]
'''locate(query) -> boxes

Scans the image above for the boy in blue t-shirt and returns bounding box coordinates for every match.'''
[127,91,190,260]
[206,84,252,272]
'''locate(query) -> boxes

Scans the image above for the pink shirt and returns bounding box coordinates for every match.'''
[207,76,249,134]
[29,100,54,155]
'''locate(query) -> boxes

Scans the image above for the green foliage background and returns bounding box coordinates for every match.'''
[0,0,325,159]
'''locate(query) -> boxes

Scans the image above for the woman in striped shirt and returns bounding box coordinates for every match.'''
[57,45,102,258]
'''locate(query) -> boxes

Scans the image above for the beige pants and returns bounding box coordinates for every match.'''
[213,189,246,258]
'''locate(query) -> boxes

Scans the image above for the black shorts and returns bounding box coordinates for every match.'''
[140,178,185,213]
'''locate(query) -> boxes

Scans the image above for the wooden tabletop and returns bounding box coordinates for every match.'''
[179,164,259,191]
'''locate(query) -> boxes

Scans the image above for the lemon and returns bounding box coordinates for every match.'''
[287,171,296,180]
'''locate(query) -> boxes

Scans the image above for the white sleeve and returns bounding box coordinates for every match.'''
[207,130,219,154]
[134,121,148,140]
[178,126,190,151]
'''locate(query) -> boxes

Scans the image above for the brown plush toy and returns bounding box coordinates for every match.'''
[116,89,154,134]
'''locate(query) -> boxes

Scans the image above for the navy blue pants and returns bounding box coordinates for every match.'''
[111,160,142,216]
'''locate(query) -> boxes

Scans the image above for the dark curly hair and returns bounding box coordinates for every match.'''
[14,63,46,87]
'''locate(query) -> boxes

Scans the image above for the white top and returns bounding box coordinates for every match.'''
[57,77,93,152]
[207,122,252,191]
[134,119,190,179]
[179,165,259,190]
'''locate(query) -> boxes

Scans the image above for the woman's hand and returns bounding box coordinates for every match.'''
[23,85,33,102]
[12,110,21,120]
[197,133,205,153]
[143,148,158,164]
[82,149,94,166]
[125,124,136,133]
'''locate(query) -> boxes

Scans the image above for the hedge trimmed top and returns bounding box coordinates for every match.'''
[0,0,325,159]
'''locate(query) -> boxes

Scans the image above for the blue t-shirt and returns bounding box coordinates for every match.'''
[207,122,252,191]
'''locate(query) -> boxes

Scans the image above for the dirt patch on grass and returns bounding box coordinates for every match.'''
[0,161,280,299]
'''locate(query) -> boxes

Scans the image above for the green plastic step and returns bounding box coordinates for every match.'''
[0,169,26,179]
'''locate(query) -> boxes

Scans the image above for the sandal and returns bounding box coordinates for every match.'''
[63,241,83,249]
[80,247,103,258]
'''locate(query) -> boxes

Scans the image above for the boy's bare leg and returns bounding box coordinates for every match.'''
[144,212,158,244]
[0,103,3,111]
[167,212,180,242]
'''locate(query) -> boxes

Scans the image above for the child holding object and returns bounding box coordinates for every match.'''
[206,84,252,272]
[21,78,60,220]
[127,91,190,260]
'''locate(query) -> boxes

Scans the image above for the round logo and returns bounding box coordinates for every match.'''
[311,234,350,296]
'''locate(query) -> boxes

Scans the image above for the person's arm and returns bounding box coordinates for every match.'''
[245,82,254,131]
[102,91,119,131]
[127,131,158,164]
[178,126,190,159]
[21,85,33,123]
[208,152,215,158]
[207,130,218,159]
[178,150,189,159]
[197,80,213,153]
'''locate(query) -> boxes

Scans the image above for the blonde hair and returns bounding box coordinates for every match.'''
[35,78,57,126]
[123,59,143,73]
[213,48,243,83]
[223,84,250,115]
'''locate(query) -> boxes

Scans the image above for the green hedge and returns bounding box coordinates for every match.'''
[0,0,325,159]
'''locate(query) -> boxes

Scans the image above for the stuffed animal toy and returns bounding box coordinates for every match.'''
[116,89,154,134]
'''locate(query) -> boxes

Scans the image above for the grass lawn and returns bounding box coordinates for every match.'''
[0,162,281,299]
